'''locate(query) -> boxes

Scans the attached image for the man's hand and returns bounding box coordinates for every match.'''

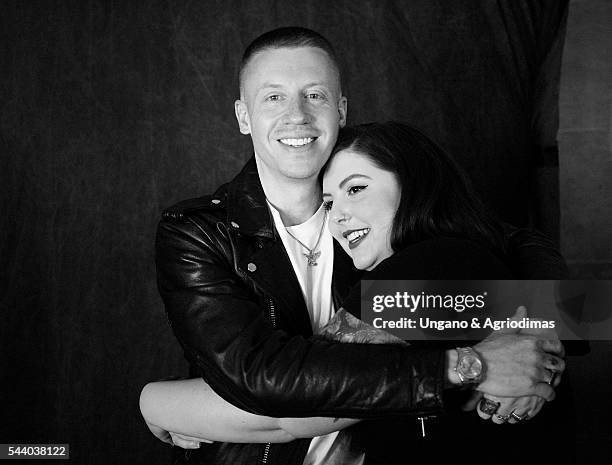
[473,306,565,399]
[476,394,546,424]
[518,313,565,386]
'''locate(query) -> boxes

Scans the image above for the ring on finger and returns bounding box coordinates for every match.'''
[496,414,510,422]
[479,398,501,415]
[510,411,525,421]
[547,370,557,385]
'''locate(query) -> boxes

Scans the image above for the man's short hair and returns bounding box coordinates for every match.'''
[238,26,342,95]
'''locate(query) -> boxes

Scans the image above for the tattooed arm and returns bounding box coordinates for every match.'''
[318,308,408,345]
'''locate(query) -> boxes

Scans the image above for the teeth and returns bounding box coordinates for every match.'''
[347,228,370,243]
[279,137,314,147]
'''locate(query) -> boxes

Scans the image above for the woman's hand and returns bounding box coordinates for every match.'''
[145,421,212,449]
[167,432,213,449]
[145,422,173,446]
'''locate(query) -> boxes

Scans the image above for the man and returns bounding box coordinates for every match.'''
[155,27,566,465]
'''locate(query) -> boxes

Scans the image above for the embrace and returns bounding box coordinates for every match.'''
[140,27,571,465]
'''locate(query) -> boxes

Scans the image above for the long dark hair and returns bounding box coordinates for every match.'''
[327,121,507,256]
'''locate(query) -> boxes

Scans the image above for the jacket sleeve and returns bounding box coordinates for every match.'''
[155,215,446,419]
[505,226,590,355]
[504,225,569,279]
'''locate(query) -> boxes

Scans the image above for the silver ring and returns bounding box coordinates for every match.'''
[547,370,557,385]
[479,398,501,415]
[510,411,525,421]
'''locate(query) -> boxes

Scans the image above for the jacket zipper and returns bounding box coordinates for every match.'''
[261,298,276,464]
[268,297,277,328]
[261,442,271,465]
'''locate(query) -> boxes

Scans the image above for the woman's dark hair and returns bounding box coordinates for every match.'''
[327,121,507,256]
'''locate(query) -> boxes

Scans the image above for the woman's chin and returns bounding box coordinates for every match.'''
[351,255,376,271]
[353,253,392,271]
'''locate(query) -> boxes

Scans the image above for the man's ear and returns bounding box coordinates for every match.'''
[338,96,348,128]
[234,100,251,135]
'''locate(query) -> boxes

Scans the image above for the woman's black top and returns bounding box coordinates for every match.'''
[342,236,514,317]
[341,237,576,465]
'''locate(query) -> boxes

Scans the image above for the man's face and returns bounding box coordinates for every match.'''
[235,46,347,182]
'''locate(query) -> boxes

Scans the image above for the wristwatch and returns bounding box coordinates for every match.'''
[455,347,485,385]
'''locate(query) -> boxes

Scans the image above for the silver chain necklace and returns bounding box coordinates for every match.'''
[285,210,328,266]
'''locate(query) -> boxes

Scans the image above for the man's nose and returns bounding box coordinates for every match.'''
[284,97,311,124]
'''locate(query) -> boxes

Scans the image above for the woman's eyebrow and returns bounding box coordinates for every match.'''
[339,174,372,189]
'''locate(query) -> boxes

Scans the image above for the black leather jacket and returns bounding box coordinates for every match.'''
[155,157,569,465]
[155,158,447,465]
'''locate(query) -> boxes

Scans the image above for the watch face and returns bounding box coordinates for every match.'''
[459,354,482,379]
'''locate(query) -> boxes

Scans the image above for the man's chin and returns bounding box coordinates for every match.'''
[279,168,322,181]
[277,158,328,180]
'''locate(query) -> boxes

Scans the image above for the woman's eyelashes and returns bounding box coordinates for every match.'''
[322,186,367,211]
[347,185,367,195]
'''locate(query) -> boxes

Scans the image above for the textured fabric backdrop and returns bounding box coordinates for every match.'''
[1,1,587,464]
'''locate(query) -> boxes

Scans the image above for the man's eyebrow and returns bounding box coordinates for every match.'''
[259,82,283,89]
[303,82,330,89]
[258,82,330,90]
[338,174,372,189]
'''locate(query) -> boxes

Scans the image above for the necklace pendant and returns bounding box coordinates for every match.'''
[304,250,321,266]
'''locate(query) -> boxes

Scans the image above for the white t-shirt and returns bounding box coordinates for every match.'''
[267,201,364,465]
[268,201,334,332]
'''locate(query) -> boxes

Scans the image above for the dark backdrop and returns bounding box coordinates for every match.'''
[2,1,609,464]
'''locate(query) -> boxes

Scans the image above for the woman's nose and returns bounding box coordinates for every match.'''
[331,205,349,223]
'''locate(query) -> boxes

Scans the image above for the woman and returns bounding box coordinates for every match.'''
[141,122,558,461]
[317,122,556,463]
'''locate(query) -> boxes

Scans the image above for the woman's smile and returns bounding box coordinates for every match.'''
[343,228,371,249]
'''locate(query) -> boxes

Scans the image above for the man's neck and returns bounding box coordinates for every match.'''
[256,159,322,227]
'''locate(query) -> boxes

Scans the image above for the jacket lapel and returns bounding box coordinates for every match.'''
[241,239,313,337]
[224,156,364,336]
[227,157,312,336]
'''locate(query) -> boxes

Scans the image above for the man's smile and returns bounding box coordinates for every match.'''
[278,137,317,147]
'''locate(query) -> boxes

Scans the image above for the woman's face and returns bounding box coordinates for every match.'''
[322,149,401,270]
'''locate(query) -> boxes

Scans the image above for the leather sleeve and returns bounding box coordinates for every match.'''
[505,226,590,355]
[155,214,446,419]
[504,225,569,279]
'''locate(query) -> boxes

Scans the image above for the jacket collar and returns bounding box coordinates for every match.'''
[225,156,363,332]
[225,156,276,239]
